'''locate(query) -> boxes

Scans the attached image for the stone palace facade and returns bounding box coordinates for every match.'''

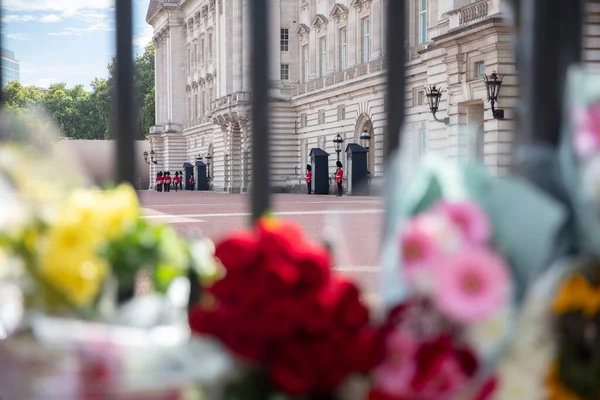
[146,0,600,193]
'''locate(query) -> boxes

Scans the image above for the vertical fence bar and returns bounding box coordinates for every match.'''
[383,0,406,239]
[384,0,406,162]
[250,0,271,223]
[519,0,583,147]
[114,0,136,187]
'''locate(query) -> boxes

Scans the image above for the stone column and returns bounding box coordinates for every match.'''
[153,38,162,125]
[232,0,243,92]
[309,29,317,79]
[242,0,251,91]
[327,19,336,74]
[348,6,358,67]
[167,24,187,127]
[270,0,281,82]
[371,0,382,59]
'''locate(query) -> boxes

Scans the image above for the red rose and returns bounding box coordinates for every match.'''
[329,278,370,330]
[270,338,350,395]
[367,389,405,400]
[215,231,260,272]
[257,218,307,260]
[295,245,332,290]
[346,326,384,373]
[261,253,301,291]
[188,307,221,336]
[411,335,478,399]
[269,340,320,395]
[219,328,268,363]
[254,297,301,339]
[295,292,335,335]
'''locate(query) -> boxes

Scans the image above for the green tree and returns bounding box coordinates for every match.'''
[1,43,155,140]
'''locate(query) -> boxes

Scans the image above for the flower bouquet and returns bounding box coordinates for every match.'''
[189,215,380,399]
[0,111,232,398]
[491,67,600,400]
[371,154,567,400]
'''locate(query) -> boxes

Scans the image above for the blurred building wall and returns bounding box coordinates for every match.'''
[55,140,151,190]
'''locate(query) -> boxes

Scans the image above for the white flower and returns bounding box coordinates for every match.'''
[190,238,222,283]
[465,305,514,361]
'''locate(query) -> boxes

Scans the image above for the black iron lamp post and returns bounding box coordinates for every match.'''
[143,150,158,165]
[360,128,371,151]
[333,134,344,162]
[206,153,212,181]
[196,154,203,163]
[425,85,450,125]
[483,70,505,119]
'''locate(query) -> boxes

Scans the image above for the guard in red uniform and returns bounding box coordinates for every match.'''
[335,161,343,197]
[175,172,180,192]
[305,164,312,195]
[164,172,172,192]
[189,174,195,191]
[156,172,163,192]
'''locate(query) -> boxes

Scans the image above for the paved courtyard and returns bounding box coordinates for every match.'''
[139,191,384,299]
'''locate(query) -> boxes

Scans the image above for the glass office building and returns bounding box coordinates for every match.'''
[2,48,20,88]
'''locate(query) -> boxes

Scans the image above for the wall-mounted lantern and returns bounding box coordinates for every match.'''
[483,70,505,119]
[425,85,450,125]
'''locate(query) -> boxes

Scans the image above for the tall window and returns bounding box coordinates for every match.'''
[419,0,427,44]
[187,46,191,72]
[302,45,309,82]
[362,18,371,63]
[280,28,289,51]
[201,38,205,65]
[280,64,290,80]
[208,33,213,60]
[198,89,204,117]
[193,41,197,70]
[339,28,347,70]
[207,86,212,113]
[420,129,427,155]
[201,88,206,115]
[474,61,485,80]
[320,37,327,77]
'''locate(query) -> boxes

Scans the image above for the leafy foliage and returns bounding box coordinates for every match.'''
[2,43,155,140]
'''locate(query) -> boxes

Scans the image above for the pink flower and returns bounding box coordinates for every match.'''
[434,248,510,323]
[373,329,418,396]
[401,217,442,280]
[573,102,600,157]
[435,201,490,245]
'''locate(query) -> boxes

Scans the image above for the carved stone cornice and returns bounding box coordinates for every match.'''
[206,73,214,83]
[350,0,372,12]
[192,81,199,88]
[311,14,329,33]
[296,23,310,40]
[185,84,192,92]
[330,3,349,23]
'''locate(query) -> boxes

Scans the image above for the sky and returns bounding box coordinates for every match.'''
[1,0,153,90]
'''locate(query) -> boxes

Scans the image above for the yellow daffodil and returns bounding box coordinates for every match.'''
[552,274,600,316]
[99,184,140,239]
[37,184,139,308]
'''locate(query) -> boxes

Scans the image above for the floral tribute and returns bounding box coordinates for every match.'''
[189,215,380,398]
[547,268,600,400]
[368,201,511,400]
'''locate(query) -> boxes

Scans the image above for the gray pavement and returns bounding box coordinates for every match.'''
[139,191,383,299]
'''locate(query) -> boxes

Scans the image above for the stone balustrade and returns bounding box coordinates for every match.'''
[294,57,385,97]
[448,0,501,31]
